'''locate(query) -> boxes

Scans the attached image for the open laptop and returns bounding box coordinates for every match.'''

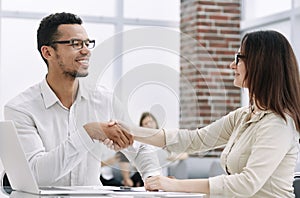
[0,120,112,195]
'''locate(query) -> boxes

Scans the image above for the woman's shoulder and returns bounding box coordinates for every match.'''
[262,111,294,126]
[256,112,299,139]
[227,106,249,119]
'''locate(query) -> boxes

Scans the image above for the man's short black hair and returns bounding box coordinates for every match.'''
[37,12,82,64]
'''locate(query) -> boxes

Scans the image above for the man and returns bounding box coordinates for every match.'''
[4,12,160,186]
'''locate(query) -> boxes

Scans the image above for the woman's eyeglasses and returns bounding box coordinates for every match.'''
[235,53,246,65]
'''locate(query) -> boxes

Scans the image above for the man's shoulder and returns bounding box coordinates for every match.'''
[81,82,114,98]
[95,85,114,95]
[5,82,42,109]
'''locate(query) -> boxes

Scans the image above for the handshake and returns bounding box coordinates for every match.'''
[83,121,133,150]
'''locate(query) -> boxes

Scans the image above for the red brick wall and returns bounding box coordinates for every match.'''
[180,0,241,130]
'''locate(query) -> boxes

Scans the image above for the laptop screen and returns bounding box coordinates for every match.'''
[0,121,40,194]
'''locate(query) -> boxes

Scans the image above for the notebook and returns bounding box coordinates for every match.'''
[0,120,112,195]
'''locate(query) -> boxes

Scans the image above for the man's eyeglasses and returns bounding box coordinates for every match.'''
[235,53,246,65]
[51,39,95,49]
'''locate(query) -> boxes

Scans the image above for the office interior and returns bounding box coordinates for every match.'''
[0,0,300,188]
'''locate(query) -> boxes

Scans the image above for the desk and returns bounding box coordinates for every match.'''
[1,188,210,198]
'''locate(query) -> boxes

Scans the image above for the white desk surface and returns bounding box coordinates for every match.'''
[1,189,210,198]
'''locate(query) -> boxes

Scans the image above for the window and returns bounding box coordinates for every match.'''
[2,0,116,17]
[124,0,180,21]
[242,0,292,20]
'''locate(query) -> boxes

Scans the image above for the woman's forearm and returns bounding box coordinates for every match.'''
[145,176,210,194]
[177,179,210,193]
[133,127,166,148]
[118,121,166,147]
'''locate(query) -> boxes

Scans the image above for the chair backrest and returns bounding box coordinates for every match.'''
[168,160,188,179]
[294,176,300,197]
[1,172,12,194]
[209,159,225,177]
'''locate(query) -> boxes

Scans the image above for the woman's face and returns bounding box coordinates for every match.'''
[141,116,157,129]
[230,50,247,88]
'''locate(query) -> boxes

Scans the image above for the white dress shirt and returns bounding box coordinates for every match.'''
[4,78,161,186]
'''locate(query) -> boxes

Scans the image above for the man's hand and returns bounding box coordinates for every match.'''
[83,122,133,149]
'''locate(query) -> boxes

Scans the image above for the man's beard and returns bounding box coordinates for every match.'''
[63,70,88,78]
[57,54,89,79]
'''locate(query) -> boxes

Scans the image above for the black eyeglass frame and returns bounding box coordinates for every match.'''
[50,39,95,49]
[235,53,246,65]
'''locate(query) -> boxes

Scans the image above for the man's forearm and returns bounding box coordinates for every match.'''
[32,128,95,185]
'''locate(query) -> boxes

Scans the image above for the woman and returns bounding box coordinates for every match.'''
[139,112,159,129]
[139,112,188,178]
[111,30,300,197]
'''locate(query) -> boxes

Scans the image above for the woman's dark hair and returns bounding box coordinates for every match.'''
[241,30,300,131]
[37,12,82,65]
[139,112,159,129]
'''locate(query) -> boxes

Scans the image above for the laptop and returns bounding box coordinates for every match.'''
[0,120,112,195]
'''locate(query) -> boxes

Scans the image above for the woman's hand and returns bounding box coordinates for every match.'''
[145,176,179,192]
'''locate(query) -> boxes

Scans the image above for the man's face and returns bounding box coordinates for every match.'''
[50,24,91,79]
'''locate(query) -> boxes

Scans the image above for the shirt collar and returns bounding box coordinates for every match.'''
[77,79,89,100]
[242,106,272,123]
[40,78,59,109]
[40,78,89,109]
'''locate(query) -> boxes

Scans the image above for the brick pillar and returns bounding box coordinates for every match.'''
[180,0,241,130]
